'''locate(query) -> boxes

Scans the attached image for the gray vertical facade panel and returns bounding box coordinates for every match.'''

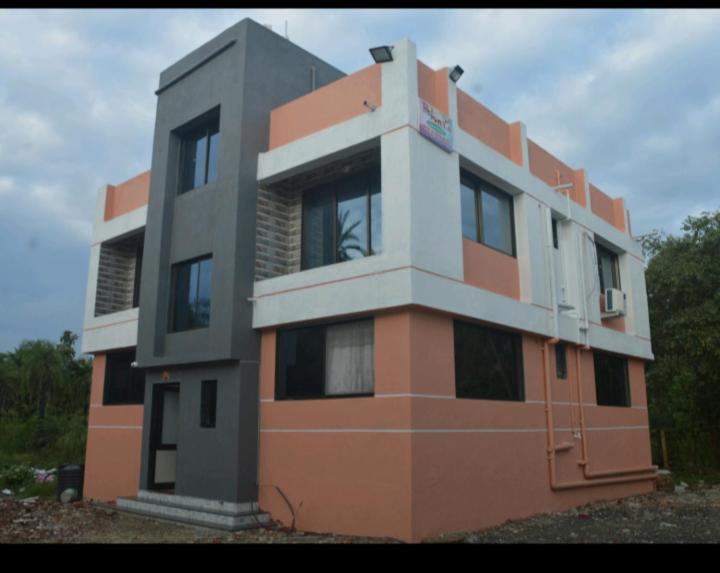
[136,19,345,503]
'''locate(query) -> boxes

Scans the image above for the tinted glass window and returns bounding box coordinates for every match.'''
[337,180,368,261]
[200,380,217,428]
[302,187,335,270]
[276,325,326,399]
[104,349,145,405]
[594,352,630,407]
[171,256,212,332]
[460,170,515,256]
[481,187,514,255]
[597,243,620,292]
[179,114,220,194]
[454,321,524,401]
[370,184,382,255]
[301,168,381,270]
[460,182,477,240]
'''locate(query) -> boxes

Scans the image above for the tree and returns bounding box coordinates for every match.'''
[641,209,720,471]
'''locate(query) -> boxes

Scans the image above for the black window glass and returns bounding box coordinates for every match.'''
[460,170,515,256]
[460,182,477,240]
[276,325,326,399]
[552,219,559,249]
[104,349,145,405]
[302,188,335,270]
[301,168,381,270]
[132,242,143,308]
[200,380,217,428]
[370,184,382,255]
[597,243,620,292]
[454,321,524,401]
[594,352,630,407]
[555,344,567,379]
[179,114,220,194]
[337,180,368,261]
[171,256,212,332]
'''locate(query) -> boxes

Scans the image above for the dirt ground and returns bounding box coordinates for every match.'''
[1,484,719,543]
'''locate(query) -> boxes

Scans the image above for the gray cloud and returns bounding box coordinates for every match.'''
[0,9,717,351]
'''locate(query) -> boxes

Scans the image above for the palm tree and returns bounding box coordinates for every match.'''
[336,209,366,261]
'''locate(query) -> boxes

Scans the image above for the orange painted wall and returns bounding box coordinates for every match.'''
[527,139,589,208]
[457,89,517,163]
[268,64,382,150]
[257,308,653,542]
[417,61,449,115]
[462,239,520,300]
[104,170,150,221]
[83,353,144,501]
[590,184,626,232]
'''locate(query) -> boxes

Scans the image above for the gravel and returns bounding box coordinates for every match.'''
[1,484,719,543]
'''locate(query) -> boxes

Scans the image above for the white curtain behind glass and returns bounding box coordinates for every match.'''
[325,321,374,395]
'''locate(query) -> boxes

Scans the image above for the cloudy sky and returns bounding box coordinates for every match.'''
[1,8,718,352]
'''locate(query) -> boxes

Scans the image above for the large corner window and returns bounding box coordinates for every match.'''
[596,243,620,292]
[178,110,220,194]
[460,170,516,257]
[594,351,630,407]
[276,319,374,400]
[301,168,381,270]
[103,349,145,405]
[170,256,213,332]
[454,320,524,401]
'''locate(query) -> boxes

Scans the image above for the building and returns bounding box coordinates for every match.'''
[81,19,657,542]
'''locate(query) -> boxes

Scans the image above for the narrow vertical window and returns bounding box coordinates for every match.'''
[555,344,567,379]
[596,243,621,292]
[200,380,217,428]
[170,256,213,332]
[178,110,220,194]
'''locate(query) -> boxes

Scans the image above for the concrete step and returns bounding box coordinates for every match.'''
[115,494,271,531]
[136,489,260,516]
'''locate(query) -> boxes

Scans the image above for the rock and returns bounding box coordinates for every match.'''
[1,489,12,496]
[674,482,689,494]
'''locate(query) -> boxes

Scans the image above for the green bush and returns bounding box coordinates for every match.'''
[0,464,35,490]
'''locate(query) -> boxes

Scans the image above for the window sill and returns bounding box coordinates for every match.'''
[275,393,374,402]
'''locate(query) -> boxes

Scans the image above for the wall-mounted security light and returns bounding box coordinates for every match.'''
[449,65,464,83]
[363,100,377,112]
[369,45,393,63]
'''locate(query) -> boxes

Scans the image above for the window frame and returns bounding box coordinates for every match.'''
[102,349,145,406]
[200,380,217,428]
[300,167,381,271]
[460,169,517,258]
[168,254,213,333]
[275,317,375,401]
[453,319,525,402]
[593,351,631,407]
[596,242,621,293]
[176,110,220,196]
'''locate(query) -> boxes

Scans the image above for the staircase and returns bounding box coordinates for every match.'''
[115,490,272,531]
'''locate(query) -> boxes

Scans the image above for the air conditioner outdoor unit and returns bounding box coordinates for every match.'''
[604,288,627,316]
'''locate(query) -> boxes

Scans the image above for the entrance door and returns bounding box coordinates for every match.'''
[149,383,179,490]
